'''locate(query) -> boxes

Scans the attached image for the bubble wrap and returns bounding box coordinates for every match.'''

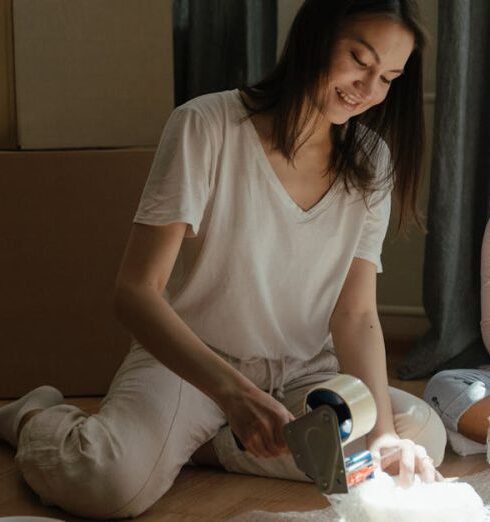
[229,470,490,522]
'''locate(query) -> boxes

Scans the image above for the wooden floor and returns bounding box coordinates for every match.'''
[1,341,488,521]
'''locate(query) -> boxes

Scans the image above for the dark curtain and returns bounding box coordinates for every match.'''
[398,0,490,378]
[173,0,277,106]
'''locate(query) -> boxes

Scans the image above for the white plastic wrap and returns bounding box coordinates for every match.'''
[230,471,490,522]
[329,472,488,522]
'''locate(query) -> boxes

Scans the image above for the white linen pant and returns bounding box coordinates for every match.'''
[15,343,447,519]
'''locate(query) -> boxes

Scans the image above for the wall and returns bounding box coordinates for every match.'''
[277,0,439,338]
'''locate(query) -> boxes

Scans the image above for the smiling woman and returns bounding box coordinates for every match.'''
[241,0,428,231]
[0,1,446,520]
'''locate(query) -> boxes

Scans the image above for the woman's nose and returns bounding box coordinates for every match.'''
[353,74,376,101]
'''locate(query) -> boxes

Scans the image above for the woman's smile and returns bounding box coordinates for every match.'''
[335,87,361,111]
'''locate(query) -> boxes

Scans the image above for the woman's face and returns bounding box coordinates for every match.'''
[322,16,415,124]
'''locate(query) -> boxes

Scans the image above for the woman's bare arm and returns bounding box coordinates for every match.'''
[114,222,294,457]
[329,257,395,437]
[114,222,254,409]
[330,258,440,485]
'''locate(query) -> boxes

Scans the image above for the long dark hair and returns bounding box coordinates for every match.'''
[240,0,428,231]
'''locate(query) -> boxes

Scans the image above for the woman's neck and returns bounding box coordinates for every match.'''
[240,93,332,155]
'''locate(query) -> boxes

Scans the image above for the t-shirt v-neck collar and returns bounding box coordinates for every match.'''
[231,89,340,223]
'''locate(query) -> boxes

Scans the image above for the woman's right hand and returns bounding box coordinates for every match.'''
[220,384,296,458]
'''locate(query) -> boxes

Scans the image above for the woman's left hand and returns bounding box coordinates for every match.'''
[367,432,443,487]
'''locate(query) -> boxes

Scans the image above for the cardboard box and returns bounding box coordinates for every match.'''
[0,149,154,397]
[13,0,174,149]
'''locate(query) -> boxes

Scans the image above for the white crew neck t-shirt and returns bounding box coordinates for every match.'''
[133,89,392,362]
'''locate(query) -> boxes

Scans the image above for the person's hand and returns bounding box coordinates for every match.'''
[220,384,295,458]
[367,432,444,487]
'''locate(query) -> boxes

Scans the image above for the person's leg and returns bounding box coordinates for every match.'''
[424,368,490,453]
[389,386,447,466]
[14,344,227,519]
[458,396,490,443]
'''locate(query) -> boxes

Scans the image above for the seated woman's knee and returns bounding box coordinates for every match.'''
[393,390,447,467]
[404,400,446,466]
[421,405,447,466]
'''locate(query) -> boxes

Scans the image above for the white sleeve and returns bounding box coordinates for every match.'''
[481,219,490,354]
[354,189,391,273]
[133,106,215,237]
[354,140,392,273]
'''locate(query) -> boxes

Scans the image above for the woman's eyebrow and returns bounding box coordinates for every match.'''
[353,36,404,73]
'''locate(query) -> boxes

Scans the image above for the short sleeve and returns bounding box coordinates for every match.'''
[133,106,214,237]
[354,140,392,273]
[354,190,391,273]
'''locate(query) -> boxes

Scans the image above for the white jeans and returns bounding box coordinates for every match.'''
[16,344,447,519]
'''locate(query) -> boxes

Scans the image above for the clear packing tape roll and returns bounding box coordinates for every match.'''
[284,374,378,494]
[302,374,377,445]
